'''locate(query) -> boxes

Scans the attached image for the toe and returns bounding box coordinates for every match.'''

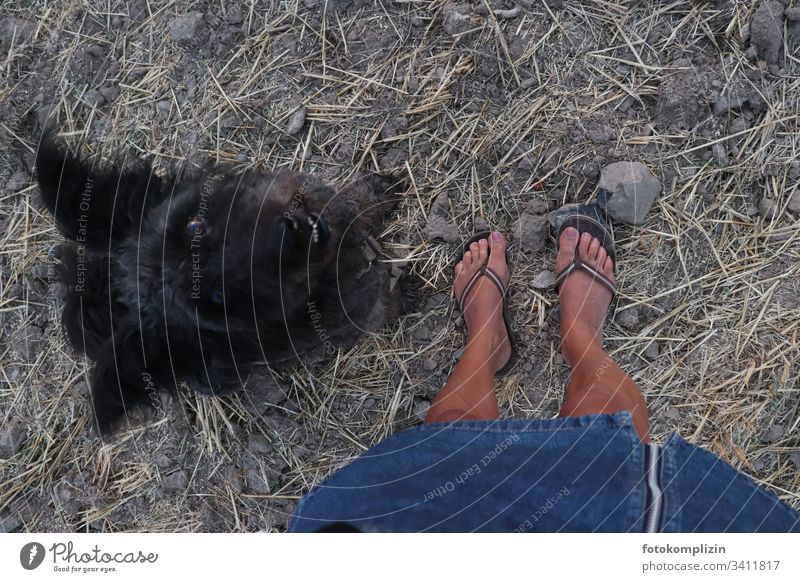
[455,260,464,277]
[556,227,579,273]
[487,231,509,284]
[603,256,615,277]
[578,232,592,258]
[462,250,473,268]
[586,236,601,261]
[478,237,489,263]
[597,247,607,268]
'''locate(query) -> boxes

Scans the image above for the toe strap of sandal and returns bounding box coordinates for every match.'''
[554,257,616,297]
[457,264,507,314]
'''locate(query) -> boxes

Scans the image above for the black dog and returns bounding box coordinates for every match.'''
[36,137,413,435]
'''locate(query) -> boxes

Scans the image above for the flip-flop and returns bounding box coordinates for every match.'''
[554,213,617,297]
[453,231,518,377]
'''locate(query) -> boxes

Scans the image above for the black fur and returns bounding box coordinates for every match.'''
[37,137,413,435]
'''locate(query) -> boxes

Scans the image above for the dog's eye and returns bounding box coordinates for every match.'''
[210,289,223,304]
[186,216,205,237]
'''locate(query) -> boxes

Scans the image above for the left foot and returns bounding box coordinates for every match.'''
[453,232,511,373]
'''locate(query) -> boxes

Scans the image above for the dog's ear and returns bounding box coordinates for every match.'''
[89,327,155,437]
[339,172,406,229]
[35,134,169,251]
[56,245,121,358]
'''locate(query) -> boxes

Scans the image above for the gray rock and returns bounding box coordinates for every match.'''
[712,88,748,115]
[285,107,306,135]
[644,341,660,361]
[787,189,800,213]
[474,216,490,232]
[711,143,729,167]
[586,125,614,144]
[750,1,784,65]
[790,451,800,470]
[597,161,661,225]
[762,424,785,443]
[0,508,21,533]
[616,309,639,330]
[161,470,188,492]
[169,11,204,42]
[6,171,30,192]
[442,3,472,36]
[153,451,172,469]
[413,398,431,423]
[380,115,409,140]
[422,215,459,243]
[379,147,408,170]
[531,270,555,289]
[513,213,548,251]
[758,197,778,220]
[0,418,26,457]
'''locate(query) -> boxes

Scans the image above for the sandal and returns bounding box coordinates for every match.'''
[453,232,518,377]
[553,213,617,297]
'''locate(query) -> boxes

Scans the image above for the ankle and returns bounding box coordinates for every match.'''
[560,329,604,366]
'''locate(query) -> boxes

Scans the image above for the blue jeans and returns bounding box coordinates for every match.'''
[289,413,800,532]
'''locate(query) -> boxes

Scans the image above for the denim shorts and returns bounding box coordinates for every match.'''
[289,413,800,532]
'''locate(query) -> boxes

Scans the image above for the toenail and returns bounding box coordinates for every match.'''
[564,227,577,239]
[491,231,501,240]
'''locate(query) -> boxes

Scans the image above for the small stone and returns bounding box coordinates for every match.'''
[787,190,800,213]
[83,89,105,107]
[412,324,431,341]
[513,213,549,251]
[597,161,661,225]
[423,358,439,372]
[246,468,272,494]
[517,156,534,172]
[758,197,778,220]
[586,125,614,144]
[0,509,21,533]
[285,107,306,135]
[616,309,639,330]
[153,451,171,469]
[762,425,785,443]
[6,171,30,192]
[789,451,800,470]
[168,11,204,42]
[422,215,459,243]
[161,470,188,492]
[787,7,800,22]
[155,100,171,114]
[531,270,555,289]
[442,3,472,36]
[226,7,243,25]
[111,15,122,28]
[379,147,408,170]
[0,419,26,457]
[749,1,784,65]
[474,216,490,232]
[413,399,431,423]
[711,143,729,167]
[380,115,409,140]
[644,341,660,361]
[664,407,681,421]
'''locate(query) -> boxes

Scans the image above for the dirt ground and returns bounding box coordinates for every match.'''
[1,0,799,532]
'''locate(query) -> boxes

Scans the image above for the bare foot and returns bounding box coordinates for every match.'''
[453,232,511,373]
[555,227,615,367]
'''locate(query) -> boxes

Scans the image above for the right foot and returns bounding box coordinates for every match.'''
[555,227,615,367]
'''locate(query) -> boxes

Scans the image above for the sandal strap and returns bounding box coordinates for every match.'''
[554,257,616,297]
[457,264,507,314]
